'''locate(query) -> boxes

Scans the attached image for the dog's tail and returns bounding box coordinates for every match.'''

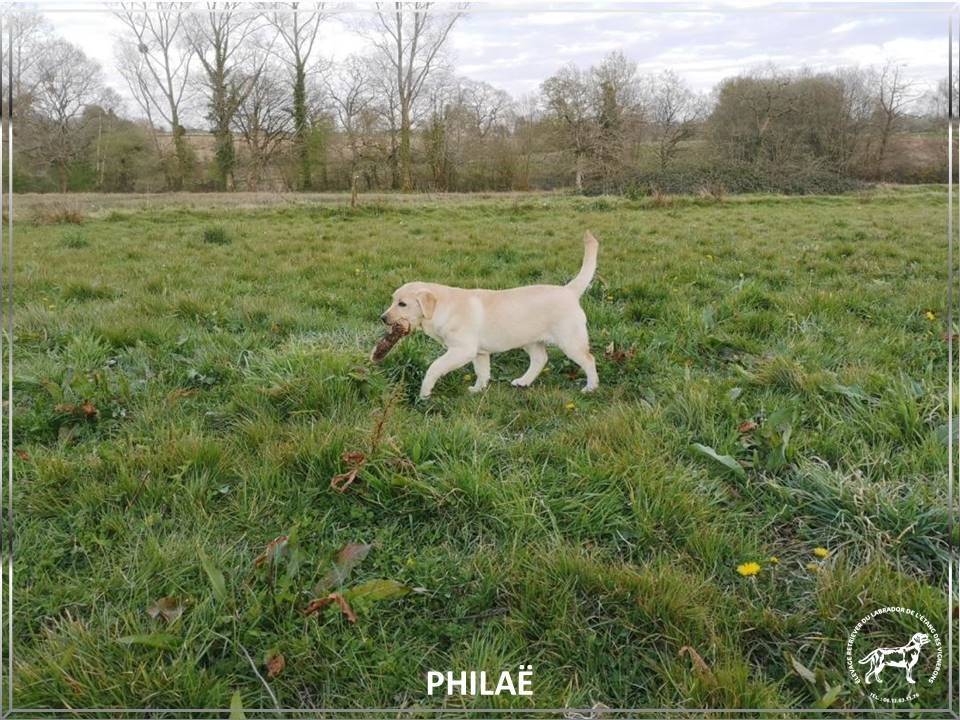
[859,650,881,665]
[566,231,599,297]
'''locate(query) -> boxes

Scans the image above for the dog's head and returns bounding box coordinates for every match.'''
[910,633,930,647]
[379,282,437,331]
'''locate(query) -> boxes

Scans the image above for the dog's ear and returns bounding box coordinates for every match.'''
[416,290,437,319]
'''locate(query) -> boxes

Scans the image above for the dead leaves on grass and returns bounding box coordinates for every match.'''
[265,650,285,679]
[302,592,358,623]
[330,389,401,493]
[303,542,421,624]
[737,420,758,434]
[253,535,288,568]
[330,451,366,493]
[604,342,636,363]
[315,542,372,593]
[146,596,183,623]
[55,400,99,420]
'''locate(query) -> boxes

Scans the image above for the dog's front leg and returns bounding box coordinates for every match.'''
[469,353,490,393]
[420,347,476,398]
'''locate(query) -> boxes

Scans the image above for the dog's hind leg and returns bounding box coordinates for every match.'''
[469,353,490,393]
[511,343,548,388]
[556,328,598,393]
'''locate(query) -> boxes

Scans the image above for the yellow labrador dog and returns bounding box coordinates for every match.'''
[380,232,599,399]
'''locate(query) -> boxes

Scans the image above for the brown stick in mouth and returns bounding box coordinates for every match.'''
[370,322,410,363]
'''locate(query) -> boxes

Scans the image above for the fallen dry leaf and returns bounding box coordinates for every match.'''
[316,542,372,593]
[737,420,758,433]
[253,535,289,567]
[331,451,367,493]
[146,596,183,623]
[604,342,636,363]
[15,450,29,461]
[302,592,357,623]
[166,388,198,404]
[55,401,98,420]
[265,651,285,679]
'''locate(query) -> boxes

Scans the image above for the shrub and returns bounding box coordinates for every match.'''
[201,225,231,245]
[33,203,86,225]
[591,162,867,197]
[61,229,88,249]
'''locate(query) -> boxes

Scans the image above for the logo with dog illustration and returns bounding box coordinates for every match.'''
[846,607,942,704]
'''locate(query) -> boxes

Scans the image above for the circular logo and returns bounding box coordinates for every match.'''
[846,607,942,704]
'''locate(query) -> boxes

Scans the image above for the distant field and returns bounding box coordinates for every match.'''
[9,187,950,710]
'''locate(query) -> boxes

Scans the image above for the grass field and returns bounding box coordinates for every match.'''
[9,187,951,711]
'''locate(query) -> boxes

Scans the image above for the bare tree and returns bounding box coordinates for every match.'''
[233,61,291,190]
[186,2,269,190]
[460,79,512,138]
[591,51,641,185]
[265,2,326,190]
[5,8,52,102]
[872,61,912,174]
[114,2,194,190]
[326,55,383,199]
[365,52,403,188]
[541,64,594,191]
[832,67,874,173]
[645,69,700,171]
[366,2,465,190]
[26,38,105,191]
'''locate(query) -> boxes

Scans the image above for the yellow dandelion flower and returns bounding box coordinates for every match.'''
[768,556,780,565]
[813,547,829,558]
[926,311,936,321]
[806,562,820,572]
[565,402,576,411]
[736,562,761,577]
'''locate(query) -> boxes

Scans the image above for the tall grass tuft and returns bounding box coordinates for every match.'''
[201,224,231,245]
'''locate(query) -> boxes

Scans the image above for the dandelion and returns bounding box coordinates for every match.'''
[813,547,829,559]
[736,562,761,577]
[806,562,820,573]
[926,311,936,321]
[565,402,576,411]
[464,373,473,382]
[768,556,780,565]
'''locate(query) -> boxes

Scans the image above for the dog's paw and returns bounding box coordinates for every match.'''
[581,384,598,394]
[468,384,486,394]
[511,378,531,388]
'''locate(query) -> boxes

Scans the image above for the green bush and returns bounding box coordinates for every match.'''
[201,225,231,245]
[586,162,867,197]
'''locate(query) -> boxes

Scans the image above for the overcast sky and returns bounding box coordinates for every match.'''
[40,2,945,121]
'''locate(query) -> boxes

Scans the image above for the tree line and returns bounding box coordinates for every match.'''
[7,3,946,196]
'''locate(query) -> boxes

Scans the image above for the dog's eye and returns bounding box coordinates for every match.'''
[398,301,407,307]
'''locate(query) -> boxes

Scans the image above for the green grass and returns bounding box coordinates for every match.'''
[10,188,950,711]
